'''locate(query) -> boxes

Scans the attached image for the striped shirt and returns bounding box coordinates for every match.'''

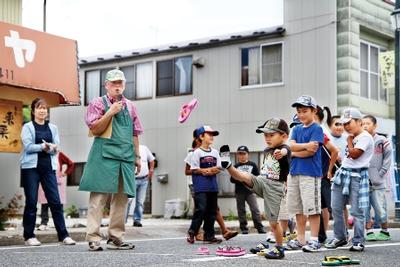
[85,94,143,136]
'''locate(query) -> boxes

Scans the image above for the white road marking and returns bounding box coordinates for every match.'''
[183,242,400,262]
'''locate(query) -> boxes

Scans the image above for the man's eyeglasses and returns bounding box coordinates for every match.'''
[334,122,343,126]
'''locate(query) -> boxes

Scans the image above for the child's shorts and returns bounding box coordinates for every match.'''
[277,192,290,221]
[251,175,285,223]
[287,174,321,216]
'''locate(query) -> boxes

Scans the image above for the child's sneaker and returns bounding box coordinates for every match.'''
[366,232,377,241]
[286,239,304,250]
[302,240,321,252]
[264,246,285,259]
[349,243,365,252]
[219,145,232,168]
[376,230,391,241]
[265,232,276,243]
[325,238,348,249]
[250,242,269,254]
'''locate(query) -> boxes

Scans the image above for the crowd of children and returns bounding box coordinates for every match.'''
[184,94,393,260]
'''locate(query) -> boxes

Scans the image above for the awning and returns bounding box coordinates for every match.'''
[0,21,79,106]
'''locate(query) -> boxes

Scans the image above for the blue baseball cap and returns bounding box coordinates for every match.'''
[195,125,219,138]
[292,95,317,109]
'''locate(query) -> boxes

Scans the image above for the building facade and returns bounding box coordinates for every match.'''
[0,0,396,218]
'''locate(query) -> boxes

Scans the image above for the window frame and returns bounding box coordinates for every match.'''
[240,41,284,90]
[359,40,387,102]
[156,55,193,98]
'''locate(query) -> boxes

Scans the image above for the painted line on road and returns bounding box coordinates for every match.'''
[12,251,174,256]
[183,241,400,262]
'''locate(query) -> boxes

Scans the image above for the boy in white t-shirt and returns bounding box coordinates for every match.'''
[326,108,374,252]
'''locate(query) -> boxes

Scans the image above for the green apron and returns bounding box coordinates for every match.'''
[79,96,136,197]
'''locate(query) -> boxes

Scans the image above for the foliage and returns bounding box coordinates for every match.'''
[64,205,79,218]
[225,209,238,221]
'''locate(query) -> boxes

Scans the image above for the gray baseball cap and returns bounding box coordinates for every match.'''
[291,95,317,109]
[339,107,363,124]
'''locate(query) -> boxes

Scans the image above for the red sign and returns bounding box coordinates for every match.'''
[0,21,79,105]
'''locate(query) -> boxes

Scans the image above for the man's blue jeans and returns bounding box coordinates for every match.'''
[126,178,149,223]
[331,175,366,244]
[21,168,69,241]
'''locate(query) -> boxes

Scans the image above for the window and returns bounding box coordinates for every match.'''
[156,56,192,97]
[359,41,387,102]
[85,70,100,105]
[67,162,85,186]
[241,42,283,87]
[84,64,153,104]
[217,151,263,197]
[136,62,153,99]
[119,66,135,100]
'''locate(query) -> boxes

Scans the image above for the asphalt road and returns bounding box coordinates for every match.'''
[1,229,400,267]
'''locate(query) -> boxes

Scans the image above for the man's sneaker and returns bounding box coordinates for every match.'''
[264,246,285,259]
[286,239,304,250]
[265,232,276,243]
[187,231,195,244]
[223,230,238,240]
[376,230,391,241]
[242,230,249,235]
[366,232,377,241]
[204,237,222,244]
[325,238,348,249]
[62,237,76,245]
[25,237,41,246]
[302,240,321,252]
[106,239,134,250]
[89,241,103,251]
[37,224,49,231]
[349,243,364,252]
[250,242,269,254]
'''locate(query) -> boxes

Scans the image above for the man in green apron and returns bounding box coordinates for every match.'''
[79,69,143,251]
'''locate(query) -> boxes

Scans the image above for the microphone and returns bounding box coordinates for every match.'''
[117,94,123,101]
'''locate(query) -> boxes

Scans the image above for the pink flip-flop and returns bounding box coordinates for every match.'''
[196,246,210,255]
[178,98,198,123]
[216,246,246,257]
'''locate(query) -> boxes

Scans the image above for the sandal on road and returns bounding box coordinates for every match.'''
[321,255,360,266]
[196,246,210,255]
[216,245,246,257]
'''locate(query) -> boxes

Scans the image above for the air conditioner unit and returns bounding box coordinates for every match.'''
[192,57,205,68]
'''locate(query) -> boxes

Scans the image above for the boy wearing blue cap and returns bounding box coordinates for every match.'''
[286,95,324,252]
